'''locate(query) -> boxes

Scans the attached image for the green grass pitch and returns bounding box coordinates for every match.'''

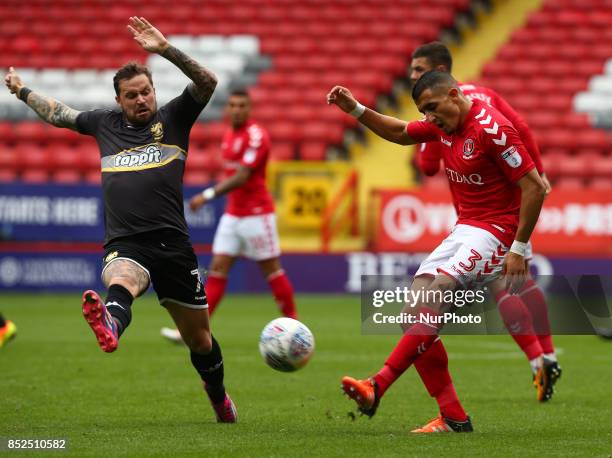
[2,293,612,457]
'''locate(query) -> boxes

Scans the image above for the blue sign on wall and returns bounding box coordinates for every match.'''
[0,182,224,244]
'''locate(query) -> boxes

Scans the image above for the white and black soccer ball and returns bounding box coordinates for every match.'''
[259,317,315,372]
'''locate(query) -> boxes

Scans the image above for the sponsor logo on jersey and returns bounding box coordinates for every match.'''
[463,138,475,158]
[243,148,257,164]
[105,251,119,263]
[501,146,522,168]
[113,144,162,168]
[233,138,243,153]
[248,125,263,148]
[150,122,163,141]
[440,137,452,146]
[445,167,484,186]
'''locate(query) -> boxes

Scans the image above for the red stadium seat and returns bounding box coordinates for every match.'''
[21,169,49,183]
[588,177,612,189]
[596,156,612,178]
[270,142,295,161]
[21,147,52,172]
[183,171,213,186]
[48,145,82,172]
[185,149,208,173]
[84,170,101,185]
[299,142,327,161]
[301,122,343,145]
[0,123,16,143]
[0,169,17,182]
[574,129,609,150]
[267,122,300,143]
[0,148,20,174]
[199,122,226,144]
[558,155,590,178]
[13,122,48,143]
[76,145,101,173]
[52,170,82,184]
[555,177,585,190]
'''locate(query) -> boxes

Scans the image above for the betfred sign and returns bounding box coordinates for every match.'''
[371,188,611,256]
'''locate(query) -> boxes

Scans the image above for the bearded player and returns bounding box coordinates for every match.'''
[161,89,298,343]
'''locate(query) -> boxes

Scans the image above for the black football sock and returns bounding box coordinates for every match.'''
[190,336,225,403]
[105,284,134,337]
[0,313,6,327]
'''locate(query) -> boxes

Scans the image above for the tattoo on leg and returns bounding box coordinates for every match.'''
[103,259,149,295]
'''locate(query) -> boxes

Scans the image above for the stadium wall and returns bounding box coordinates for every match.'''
[1,183,610,292]
[0,251,610,293]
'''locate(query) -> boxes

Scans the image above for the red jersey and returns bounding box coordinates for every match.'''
[221,120,275,216]
[407,100,535,246]
[417,82,543,178]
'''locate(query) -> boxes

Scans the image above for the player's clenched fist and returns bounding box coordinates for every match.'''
[4,67,23,94]
[326,86,358,113]
[189,193,207,212]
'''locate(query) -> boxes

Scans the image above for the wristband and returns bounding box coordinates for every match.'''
[349,102,366,118]
[202,187,216,200]
[18,87,32,103]
[509,240,528,257]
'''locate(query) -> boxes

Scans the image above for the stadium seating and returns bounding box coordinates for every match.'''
[0,0,471,182]
[480,0,612,187]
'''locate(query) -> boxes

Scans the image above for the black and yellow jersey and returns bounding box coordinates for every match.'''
[76,88,206,245]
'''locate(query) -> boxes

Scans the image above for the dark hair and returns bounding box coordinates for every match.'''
[411,70,457,101]
[412,41,453,73]
[113,62,153,96]
[229,88,250,98]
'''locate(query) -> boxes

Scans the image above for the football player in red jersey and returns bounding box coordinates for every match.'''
[328,71,547,433]
[176,90,297,327]
[190,89,297,320]
[409,42,561,395]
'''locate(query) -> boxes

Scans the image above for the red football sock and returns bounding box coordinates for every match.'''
[415,338,467,422]
[496,290,543,360]
[205,274,227,316]
[268,270,298,319]
[520,278,555,354]
[374,307,440,397]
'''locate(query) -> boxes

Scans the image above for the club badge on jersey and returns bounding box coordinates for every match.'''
[463,138,475,159]
[150,122,163,142]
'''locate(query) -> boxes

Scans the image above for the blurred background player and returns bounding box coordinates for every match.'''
[3,17,237,422]
[328,71,546,433]
[409,42,561,399]
[0,313,17,348]
[161,89,298,344]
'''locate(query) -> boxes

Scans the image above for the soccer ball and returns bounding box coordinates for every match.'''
[259,317,315,372]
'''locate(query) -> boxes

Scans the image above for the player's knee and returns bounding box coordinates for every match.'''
[186,332,212,354]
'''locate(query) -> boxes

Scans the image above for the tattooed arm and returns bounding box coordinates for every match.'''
[25,93,81,130]
[161,45,218,105]
[127,16,217,105]
[4,66,81,130]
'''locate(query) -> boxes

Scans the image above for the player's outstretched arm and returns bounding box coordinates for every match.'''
[189,166,252,212]
[327,86,416,145]
[127,16,217,105]
[4,67,81,130]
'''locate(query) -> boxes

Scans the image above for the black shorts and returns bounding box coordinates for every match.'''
[102,229,207,309]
